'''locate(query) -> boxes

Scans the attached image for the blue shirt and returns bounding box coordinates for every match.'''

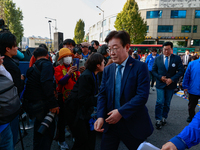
[182,58,200,96]
[0,123,9,133]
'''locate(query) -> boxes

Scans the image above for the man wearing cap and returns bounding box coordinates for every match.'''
[81,42,90,61]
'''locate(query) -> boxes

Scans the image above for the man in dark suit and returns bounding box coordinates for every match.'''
[94,31,153,150]
[152,42,184,129]
[182,49,191,70]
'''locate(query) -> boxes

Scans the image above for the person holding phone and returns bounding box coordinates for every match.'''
[54,48,80,149]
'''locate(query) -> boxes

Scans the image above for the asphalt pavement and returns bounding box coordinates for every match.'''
[15,89,200,150]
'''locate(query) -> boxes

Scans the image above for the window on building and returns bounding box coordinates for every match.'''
[193,39,200,46]
[193,25,197,33]
[100,32,103,38]
[181,25,191,33]
[158,25,173,32]
[195,10,200,18]
[147,26,149,32]
[146,11,162,19]
[102,19,106,27]
[171,10,186,18]
[104,30,111,37]
[110,16,116,25]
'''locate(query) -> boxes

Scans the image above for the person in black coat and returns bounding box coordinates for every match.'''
[0,32,24,146]
[23,47,59,150]
[66,53,104,150]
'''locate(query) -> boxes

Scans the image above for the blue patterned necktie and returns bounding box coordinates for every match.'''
[115,65,123,109]
[165,56,168,71]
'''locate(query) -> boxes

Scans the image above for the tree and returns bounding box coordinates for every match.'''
[0,0,24,45]
[114,0,147,44]
[73,19,85,44]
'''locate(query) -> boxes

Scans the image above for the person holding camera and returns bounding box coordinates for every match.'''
[23,47,59,150]
[81,42,90,60]
[66,53,104,150]
[54,48,80,149]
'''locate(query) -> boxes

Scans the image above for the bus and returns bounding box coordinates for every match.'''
[129,44,163,55]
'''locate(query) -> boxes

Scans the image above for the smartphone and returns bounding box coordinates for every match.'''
[72,58,79,70]
[79,59,85,68]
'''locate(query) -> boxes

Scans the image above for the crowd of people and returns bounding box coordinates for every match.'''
[0,30,200,150]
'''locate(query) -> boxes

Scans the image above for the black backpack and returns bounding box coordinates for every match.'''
[0,75,21,125]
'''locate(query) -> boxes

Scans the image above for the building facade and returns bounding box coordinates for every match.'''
[88,0,200,51]
[20,36,53,51]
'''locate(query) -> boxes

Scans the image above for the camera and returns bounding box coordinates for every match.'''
[73,44,82,55]
[0,19,10,33]
[88,41,97,53]
[37,112,55,135]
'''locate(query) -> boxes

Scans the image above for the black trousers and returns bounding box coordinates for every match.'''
[71,119,96,150]
[188,93,200,118]
[57,93,65,142]
[101,120,145,150]
[33,109,55,150]
[149,71,156,87]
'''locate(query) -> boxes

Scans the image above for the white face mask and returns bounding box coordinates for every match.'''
[63,57,72,65]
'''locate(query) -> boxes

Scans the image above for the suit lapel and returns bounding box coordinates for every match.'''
[111,63,116,102]
[120,56,134,96]
[168,54,174,71]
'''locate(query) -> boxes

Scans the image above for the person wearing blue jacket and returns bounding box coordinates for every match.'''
[161,110,200,150]
[182,58,200,122]
[145,49,159,91]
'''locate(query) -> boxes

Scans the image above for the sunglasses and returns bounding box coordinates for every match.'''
[81,46,88,48]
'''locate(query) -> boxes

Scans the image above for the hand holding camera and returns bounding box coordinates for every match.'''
[50,106,59,114]
[67,66,77,76]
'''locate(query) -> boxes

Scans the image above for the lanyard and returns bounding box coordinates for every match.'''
[92,72,99,95]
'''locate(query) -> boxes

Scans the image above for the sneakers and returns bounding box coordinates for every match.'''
[155,120,162,129]
[186,116,192,123]
[58,141,69,150]
[162,118,167,126]
[152,87,156,91]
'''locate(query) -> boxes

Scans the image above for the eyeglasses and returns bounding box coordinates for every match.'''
[81,46,87,48]
[106,47,119,53]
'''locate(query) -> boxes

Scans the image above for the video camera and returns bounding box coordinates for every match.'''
[73,44,82,55]
[0,19,10,33]
[88,41,97,53]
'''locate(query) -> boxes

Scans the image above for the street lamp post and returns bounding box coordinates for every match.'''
[96,6,104,43]
[45,17,57,32]
[48,20,52,52]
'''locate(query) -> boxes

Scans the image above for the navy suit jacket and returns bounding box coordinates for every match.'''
[97,56,153,140]
[152,54,184,89]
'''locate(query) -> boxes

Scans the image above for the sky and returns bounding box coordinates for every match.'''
[12,0,105,39]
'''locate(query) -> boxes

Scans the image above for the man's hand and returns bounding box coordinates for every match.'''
[21,74,25,80]
[94,118,104,132]
[50,107,59,114]
[79,66,85,74]
[161,142,177,150]
[67,66,77,76]
[161,76,167,83]
[105,109,122,124]
[0,56,4,65]
[166,78,173,86]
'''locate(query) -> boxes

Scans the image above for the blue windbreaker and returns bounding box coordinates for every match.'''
[145,53,159,71]
[182,58,200,96]
[170,110,200,149]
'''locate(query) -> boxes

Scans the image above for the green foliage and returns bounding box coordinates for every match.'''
[177,41,186,47]
[114,0,147,44]
[73,19,85,44]
[0,0,24,45]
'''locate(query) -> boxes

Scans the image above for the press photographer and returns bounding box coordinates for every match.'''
[88,40,99,53]
[23,47,59,150]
